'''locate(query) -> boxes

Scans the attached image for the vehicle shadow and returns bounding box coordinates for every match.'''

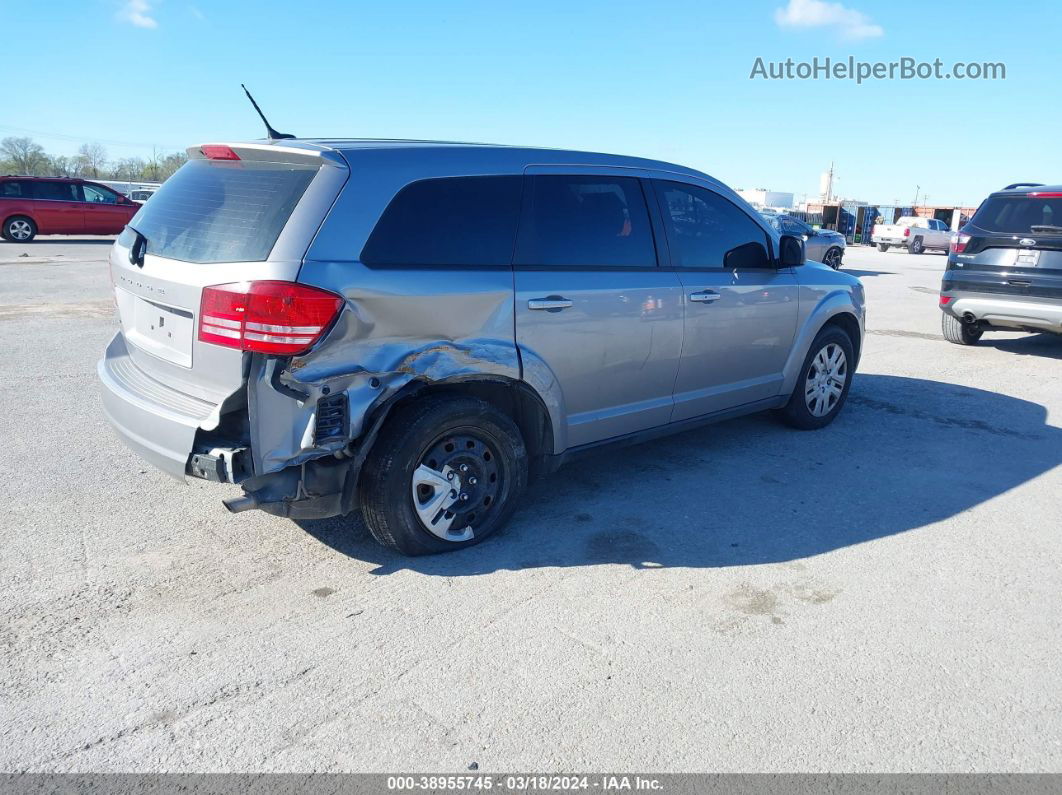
[297,374,1061,575]
[982,333,1062,360]
[843,269,894,278]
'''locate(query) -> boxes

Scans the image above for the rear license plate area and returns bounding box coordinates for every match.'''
[1016,249,1041,266]
[128,295,195,367]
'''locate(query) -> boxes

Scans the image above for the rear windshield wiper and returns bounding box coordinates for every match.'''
[1029,225,1062,234]
[127,225,148,267]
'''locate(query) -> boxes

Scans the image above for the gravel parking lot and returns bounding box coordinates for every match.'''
[1,237,1059,773]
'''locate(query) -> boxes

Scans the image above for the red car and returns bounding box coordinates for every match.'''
[0,176,139,242]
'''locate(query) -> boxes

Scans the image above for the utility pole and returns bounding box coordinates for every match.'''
[912,185,920,207]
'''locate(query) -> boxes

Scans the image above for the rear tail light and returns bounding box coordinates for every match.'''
[904,227,911,238]
[940,295,953,306]
[198,281,344,355]
[951,233,971,254]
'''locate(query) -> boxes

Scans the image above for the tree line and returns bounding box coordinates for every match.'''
[0,136,188,183]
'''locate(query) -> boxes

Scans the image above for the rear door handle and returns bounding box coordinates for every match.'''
[528,298,573,311]
[689,290,722,303]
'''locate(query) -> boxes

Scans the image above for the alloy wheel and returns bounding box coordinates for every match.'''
[804,343,847,418]
[8,220,32,241]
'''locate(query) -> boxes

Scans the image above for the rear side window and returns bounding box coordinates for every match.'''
[515,175,656,268]
[1,180,28,198]
[127,159,318,264]
[35,182,78,201]
[655,181,770,268]
[361,176,523,267]
[972,196,1062,235]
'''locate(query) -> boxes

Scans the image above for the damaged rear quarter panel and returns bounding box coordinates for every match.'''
[247,261,520,475]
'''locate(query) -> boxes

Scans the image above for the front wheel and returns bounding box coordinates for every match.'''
[823,247,843,269]
[358,395,528,555]
[941,312,983,345]
[877,243,889,252]
[2,216,36,242]
[777,327,855,430]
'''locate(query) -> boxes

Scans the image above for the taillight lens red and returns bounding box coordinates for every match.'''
[939,295,953,306]
[200,145,241,160]
[951,233,971,254]
[198,281,343,355]
[904,227,911,237]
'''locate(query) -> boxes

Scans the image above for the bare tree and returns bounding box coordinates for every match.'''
[76,142,108,178]
[159,151,188,180]
[1,136,49,175]
[49,155,74,177]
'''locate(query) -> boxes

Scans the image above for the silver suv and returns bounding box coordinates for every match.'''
[98,140,865,555]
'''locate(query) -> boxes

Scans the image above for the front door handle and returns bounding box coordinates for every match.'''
[689,290,722,303]
[528,297,573,311]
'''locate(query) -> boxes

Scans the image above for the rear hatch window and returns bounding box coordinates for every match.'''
[125,158,319,263]
[971,195,1062,236]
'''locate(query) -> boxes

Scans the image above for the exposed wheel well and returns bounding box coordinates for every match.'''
[822,312,861,362]
[380,378,554,477]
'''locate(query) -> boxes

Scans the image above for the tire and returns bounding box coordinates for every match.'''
[777,326,855,430]
[358,395,528,555]
[823,247,843,269]
[877,243,889,252]
[941,312,983,345]
[909,236,924,255]
[2,216,36,243]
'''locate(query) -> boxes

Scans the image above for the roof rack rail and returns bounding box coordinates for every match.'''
[1002,182,1044,190]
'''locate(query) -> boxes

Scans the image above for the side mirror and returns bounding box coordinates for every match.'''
[724,241,771,270]
[778,234,806,267]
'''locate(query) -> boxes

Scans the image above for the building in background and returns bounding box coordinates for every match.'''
[737,188,794,209]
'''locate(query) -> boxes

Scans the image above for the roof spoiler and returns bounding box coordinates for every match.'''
[1002,182,1044,190]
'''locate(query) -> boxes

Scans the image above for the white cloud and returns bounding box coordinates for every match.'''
[117,0,158,29]
[774,0,883,40]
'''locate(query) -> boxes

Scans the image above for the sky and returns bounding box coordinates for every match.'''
[4,0,1059,206]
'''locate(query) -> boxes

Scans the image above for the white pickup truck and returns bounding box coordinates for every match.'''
[872,216,952,254]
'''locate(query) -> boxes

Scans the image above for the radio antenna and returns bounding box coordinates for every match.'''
[241,84,295,141]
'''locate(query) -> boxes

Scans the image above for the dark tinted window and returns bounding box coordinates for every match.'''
[34,181,78,201]
[0,180,28,198]
[780,216,809,235]
[361,176,522,267]
[655,181,770,268]
[126,159,318,263]
[972,195,1062,235]
[515,175,656,268]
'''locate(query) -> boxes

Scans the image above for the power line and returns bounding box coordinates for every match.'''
[0,124,184,151]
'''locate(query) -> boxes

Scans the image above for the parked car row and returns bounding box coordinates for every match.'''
[96,140,865,555]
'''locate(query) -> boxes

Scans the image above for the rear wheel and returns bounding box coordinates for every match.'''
[358,395,528,555]
[2,216,36,242]
[823,247,843,269]
[877,243,889,252]
[941,312,983,345]
[909,236,924,254]
[778,326,855,430]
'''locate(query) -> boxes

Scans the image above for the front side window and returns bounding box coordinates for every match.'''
[514,175,656,268]
[655,181,771,269]
[781,217,809,236]
[82,183,119,204]
[34,181,78,201]
[361,176,523,267]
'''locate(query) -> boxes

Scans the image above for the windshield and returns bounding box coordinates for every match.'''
[125,158,318,263]
[971,195,1062,235]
